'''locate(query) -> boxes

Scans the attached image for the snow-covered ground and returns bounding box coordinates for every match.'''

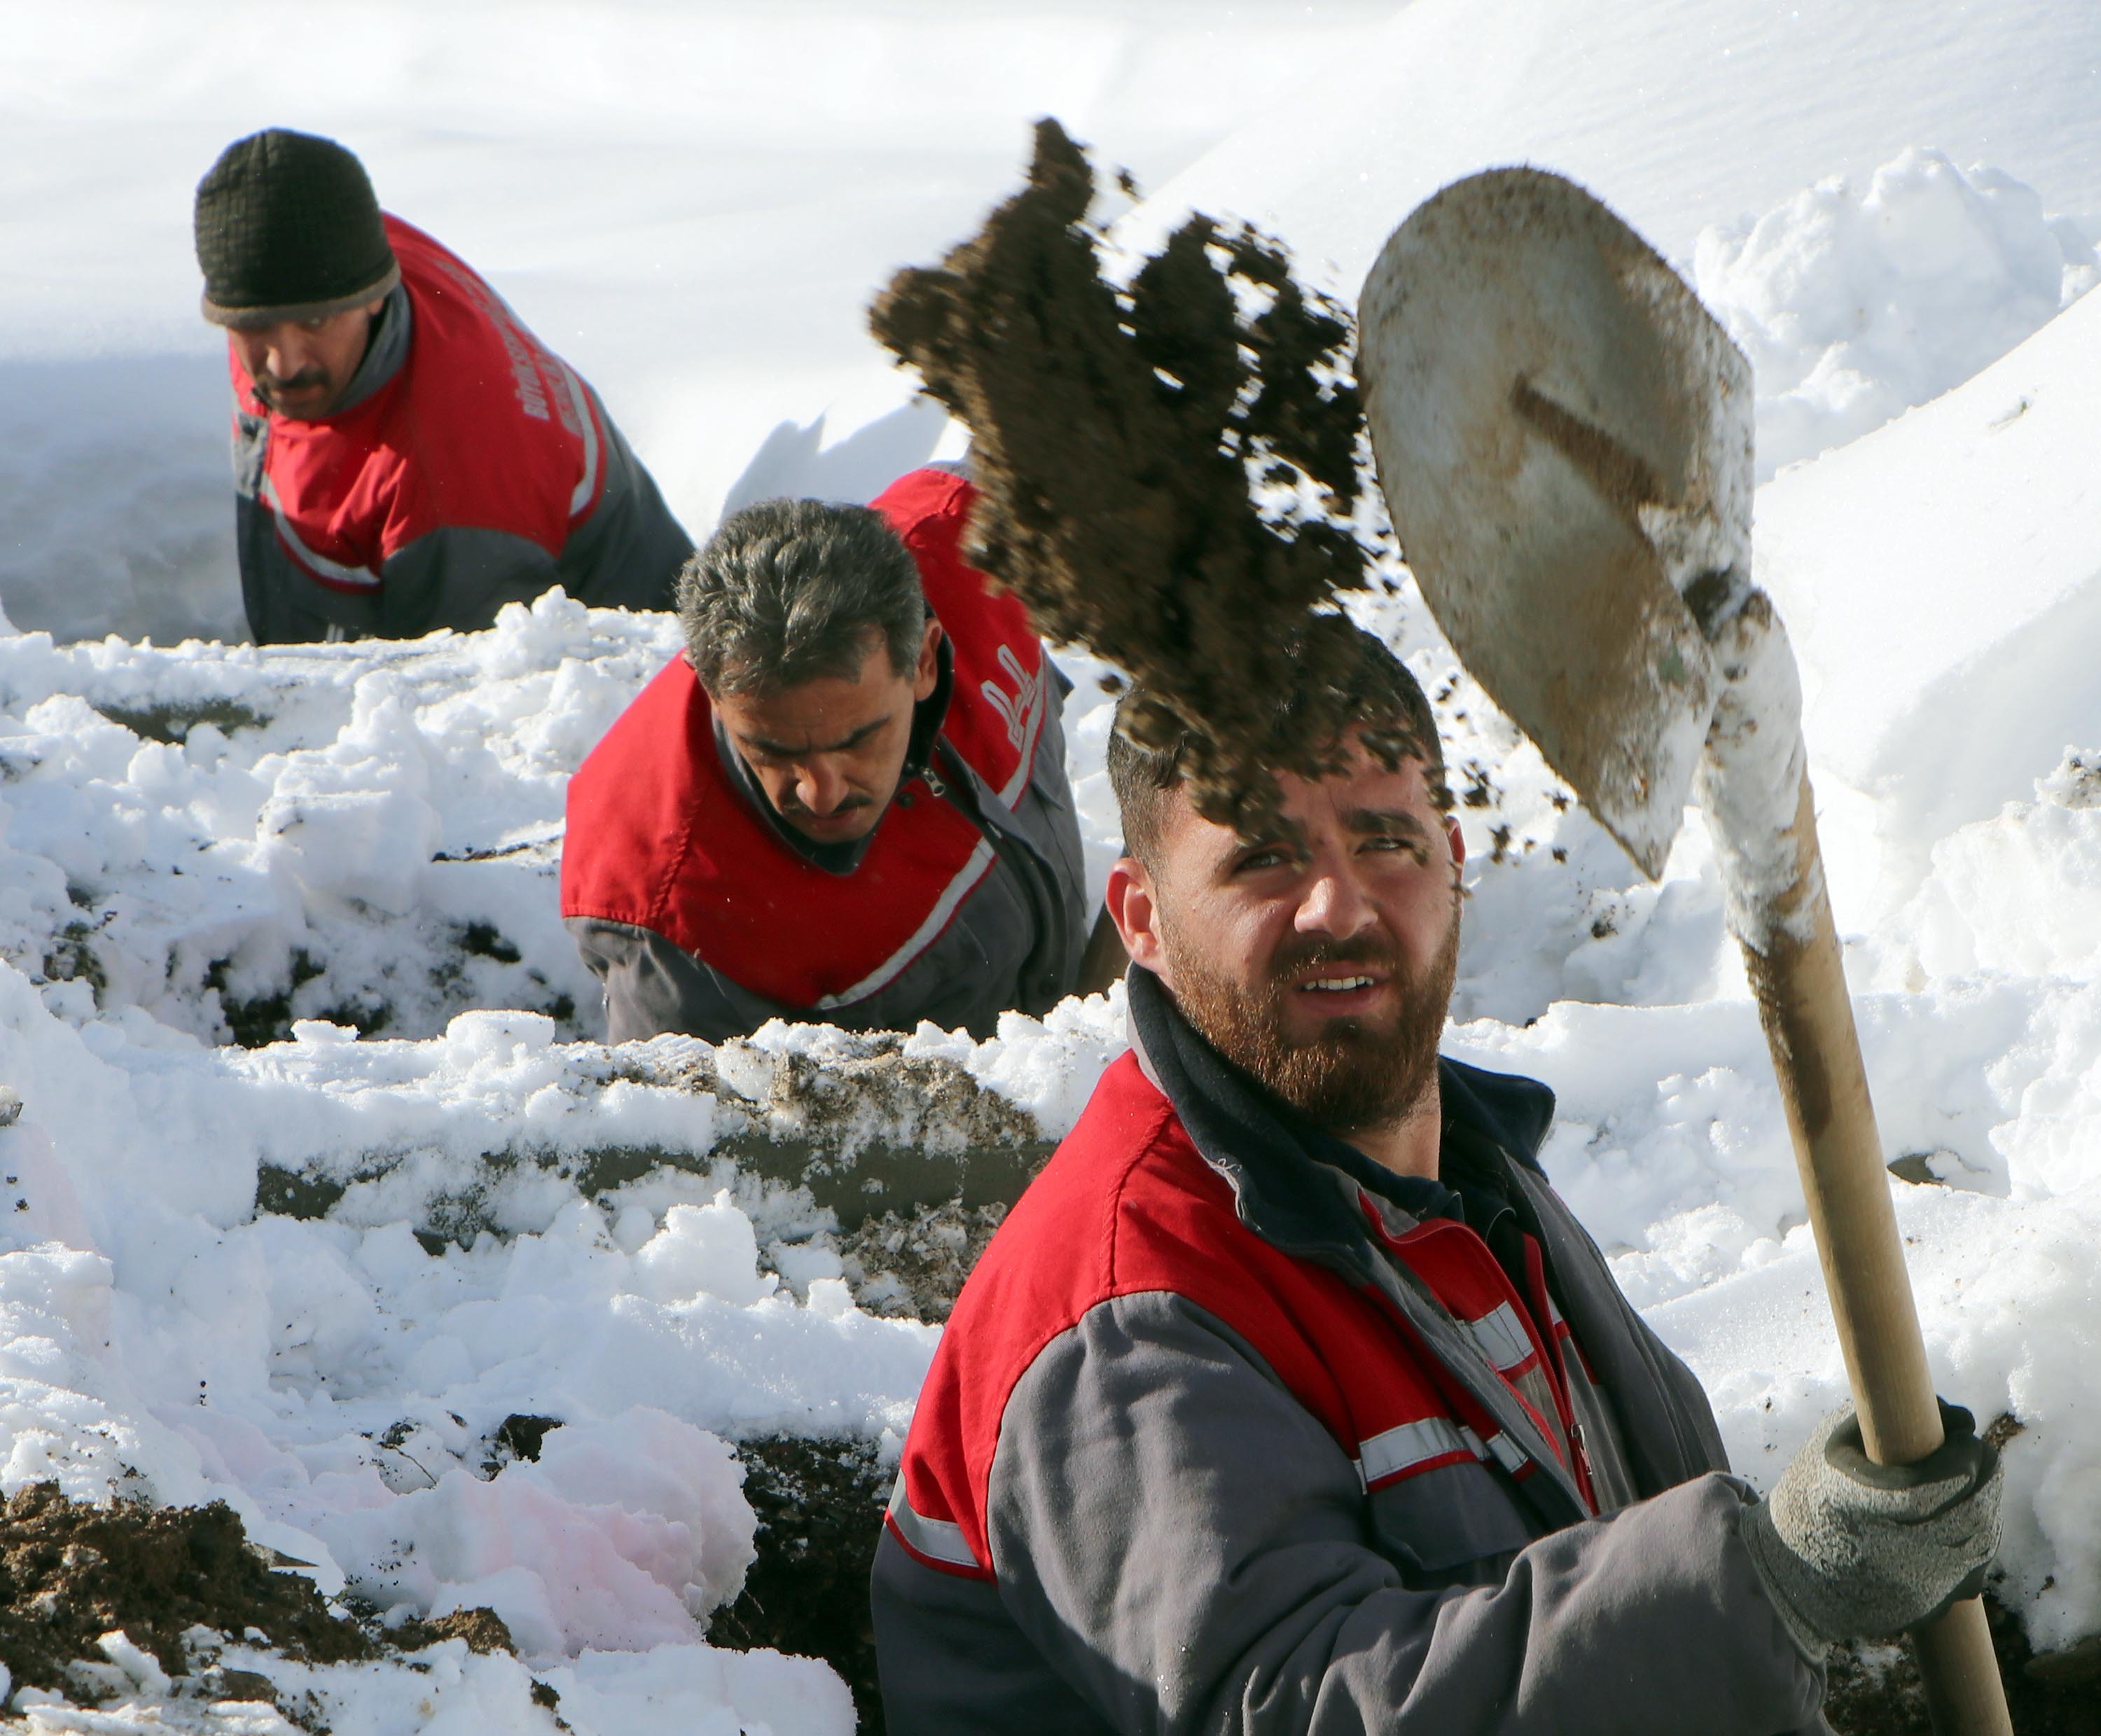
[4,2,2101,1729]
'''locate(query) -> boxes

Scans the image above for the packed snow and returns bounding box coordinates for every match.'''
[1696,147,2098,480]
[4,1,2101,1730]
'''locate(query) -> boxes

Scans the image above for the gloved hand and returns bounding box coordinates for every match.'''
[1740,1399,2002,1660]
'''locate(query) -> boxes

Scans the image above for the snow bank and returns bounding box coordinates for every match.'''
[0,590,676,1046]
[1695,148,2097,479]
[9,1634,854,1735]
[1753,280,2101,887]
[1115,6,2101,500]
[0,961,934,1728]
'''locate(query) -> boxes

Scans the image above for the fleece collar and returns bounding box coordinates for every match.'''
[317,281,412,421]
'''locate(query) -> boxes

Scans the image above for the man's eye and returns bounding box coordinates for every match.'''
[1235,849,1290,873]
[1363,835,1428,861]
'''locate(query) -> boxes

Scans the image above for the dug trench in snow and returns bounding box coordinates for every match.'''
[872,117,1438,842]
[709,1202,1013,1736]
[714,1434,892,1735]
[249,1032,1050,1248]
[229,1039,1026,1736]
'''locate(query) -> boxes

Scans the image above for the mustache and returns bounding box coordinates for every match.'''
[256,368,331,394]
[779,792,873,818]
[1265,934,1401,982]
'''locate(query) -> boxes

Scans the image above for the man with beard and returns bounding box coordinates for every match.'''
[869,627,2001,1733]
[193,128,690,643]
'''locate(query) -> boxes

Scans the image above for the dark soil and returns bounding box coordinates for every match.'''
[207,948,326,1048]
[390,1605,517,1657]
[0,1482,546,1723]
[92,698,271,744]
[873,117,1429,841]
[714,1433,892,1735]
[838,1200,1009,1320]
[1823,1593,2101,1736]
[0,1481,373,1697]
[706,1201,1006,1731]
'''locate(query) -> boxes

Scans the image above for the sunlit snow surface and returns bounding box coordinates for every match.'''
[5,2,2101,1730]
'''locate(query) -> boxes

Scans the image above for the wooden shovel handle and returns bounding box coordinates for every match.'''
[1738,770,2011,1735]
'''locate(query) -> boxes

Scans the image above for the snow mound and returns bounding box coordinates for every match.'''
[0,590,677,1048]
[1753,278,2101,882]
[0,959,951,1728]
[1109,5,2101,520]
[1695,148,2097,479]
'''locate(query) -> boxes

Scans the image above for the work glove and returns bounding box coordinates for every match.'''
[1740,1399,2002,1660]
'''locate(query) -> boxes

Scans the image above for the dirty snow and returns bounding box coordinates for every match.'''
[4,1,2101,1730]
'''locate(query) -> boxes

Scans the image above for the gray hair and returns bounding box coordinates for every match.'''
[677,497,927,697]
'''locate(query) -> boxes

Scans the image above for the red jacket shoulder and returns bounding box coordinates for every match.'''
[560,654,723,928]
[898,1052,1361,1571]
[370,216,595,557]
[868,469,1050,804]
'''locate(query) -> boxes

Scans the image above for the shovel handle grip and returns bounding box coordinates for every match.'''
[1735,769,2010,1735]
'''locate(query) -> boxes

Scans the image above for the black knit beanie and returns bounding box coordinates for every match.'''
[195,129,401,328]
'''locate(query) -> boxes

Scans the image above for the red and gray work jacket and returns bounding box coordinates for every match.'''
[559,467,1089,1043]
[871,966,1831,1735]
[226,215,691,644]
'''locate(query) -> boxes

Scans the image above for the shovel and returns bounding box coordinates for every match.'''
[1357,167,2010,1736]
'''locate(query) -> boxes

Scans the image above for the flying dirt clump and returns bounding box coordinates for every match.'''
[872,118,1431,839]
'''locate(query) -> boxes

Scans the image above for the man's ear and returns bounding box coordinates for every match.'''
[911,618,943,702]
[1446,815,1466,868]
[1106,854,1168,978]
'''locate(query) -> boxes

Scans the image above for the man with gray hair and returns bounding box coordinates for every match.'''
[560,466,1091,1042]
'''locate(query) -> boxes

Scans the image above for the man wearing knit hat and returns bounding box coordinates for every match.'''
[195,128,692,644]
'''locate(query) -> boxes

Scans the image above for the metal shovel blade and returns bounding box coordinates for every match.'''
[1357,167,1754,878]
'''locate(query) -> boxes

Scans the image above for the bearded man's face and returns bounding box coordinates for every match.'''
[1137,742,1462,1137]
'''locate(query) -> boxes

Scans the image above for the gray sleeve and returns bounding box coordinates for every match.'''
[994,671,1091,1011]
[987,1290,1825,1736]
[564,915,789,1045]
[376,526,562,638]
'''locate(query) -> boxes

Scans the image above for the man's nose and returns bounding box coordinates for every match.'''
[1296,861,1378,938]
[795,760,850,816]
[263,328,311,379]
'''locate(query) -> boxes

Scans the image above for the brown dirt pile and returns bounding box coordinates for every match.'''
[872,118,1425,839]
[0,1483,543,1721]
[0,1481,372,1696]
